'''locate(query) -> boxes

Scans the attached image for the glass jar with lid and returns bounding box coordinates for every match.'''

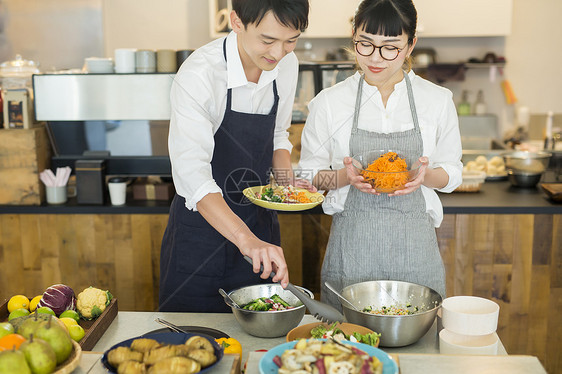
[0,54,40,89]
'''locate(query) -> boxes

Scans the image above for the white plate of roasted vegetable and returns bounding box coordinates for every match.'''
[102,332,223,373]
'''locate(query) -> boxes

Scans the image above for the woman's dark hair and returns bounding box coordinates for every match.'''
[232,0,309,32]
[353,0,417,44]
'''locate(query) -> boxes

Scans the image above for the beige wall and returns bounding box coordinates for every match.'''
[505,0,562,114]
[102,0,210,54]
[0,0,103,71]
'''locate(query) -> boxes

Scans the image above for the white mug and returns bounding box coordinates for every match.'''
[114,48,136,73]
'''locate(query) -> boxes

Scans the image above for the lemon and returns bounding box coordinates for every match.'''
[29,295,42,312]
[7,295,30,313]
[59,317,78,331]
[8,308,30,321]
[68,324,85,342]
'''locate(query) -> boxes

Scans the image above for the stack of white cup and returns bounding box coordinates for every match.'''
[439,296,500,355]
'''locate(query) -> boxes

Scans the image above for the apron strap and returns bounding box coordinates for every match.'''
[403,71,421,132]
[351,75,364,133]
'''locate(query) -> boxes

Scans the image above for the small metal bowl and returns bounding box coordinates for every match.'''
[341,280,442,347]
[507,170,543,188]
[227,284,313,338]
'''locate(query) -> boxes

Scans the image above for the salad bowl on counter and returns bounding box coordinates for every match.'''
[225,284,313,338]
[286,321,380,347]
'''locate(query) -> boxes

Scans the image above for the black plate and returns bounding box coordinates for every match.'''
[143,326,229,339]
[101,332,224,373]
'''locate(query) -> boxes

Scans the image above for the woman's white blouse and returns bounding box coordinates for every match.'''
[169,32,298,211]
[298,71,463,227]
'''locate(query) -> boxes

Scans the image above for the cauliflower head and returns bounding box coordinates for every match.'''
[77,286,113,320]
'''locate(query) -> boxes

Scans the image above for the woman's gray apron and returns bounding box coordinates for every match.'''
[321,73,446,310]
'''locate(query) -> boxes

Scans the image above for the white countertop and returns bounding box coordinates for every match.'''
[72,312,549,374]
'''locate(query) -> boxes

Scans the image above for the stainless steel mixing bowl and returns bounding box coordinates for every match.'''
[502,150,552,174]
[341,280,442,347]
[227,284,313,338]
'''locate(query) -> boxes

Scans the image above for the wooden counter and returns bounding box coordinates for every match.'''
[0,182,560,373]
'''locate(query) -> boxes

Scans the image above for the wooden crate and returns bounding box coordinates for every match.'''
[0,127,51,205]
[0,297,118,351]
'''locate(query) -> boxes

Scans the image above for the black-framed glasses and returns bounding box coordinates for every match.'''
[353,40,407,61]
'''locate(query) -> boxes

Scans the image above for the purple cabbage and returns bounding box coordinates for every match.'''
[37,284,76,315]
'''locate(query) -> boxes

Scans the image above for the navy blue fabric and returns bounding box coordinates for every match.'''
[159,39,281,312]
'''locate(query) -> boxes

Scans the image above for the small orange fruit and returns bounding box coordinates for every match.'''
[0,334,26,350]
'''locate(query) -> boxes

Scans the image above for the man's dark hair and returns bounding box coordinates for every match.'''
[232,0,309,32]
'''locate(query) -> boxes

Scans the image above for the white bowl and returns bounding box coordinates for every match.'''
[439,329,499,355]
[441,296,499,335]
[85,57,114,73]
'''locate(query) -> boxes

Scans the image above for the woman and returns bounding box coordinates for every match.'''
[298,0,462,309]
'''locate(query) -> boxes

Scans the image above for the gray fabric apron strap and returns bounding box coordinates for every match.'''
[321,72,446,310]
[159,38,280,312]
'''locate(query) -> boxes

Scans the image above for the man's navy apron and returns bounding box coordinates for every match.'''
[159,39,280,312]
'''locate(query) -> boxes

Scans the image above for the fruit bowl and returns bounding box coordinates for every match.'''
[54,340,82,374]
[352,150,421,193]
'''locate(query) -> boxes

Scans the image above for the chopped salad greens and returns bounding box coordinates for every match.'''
[310,322,381,347]
[242,294,294,311]
[363,304,419,315]
[256,185,312,204]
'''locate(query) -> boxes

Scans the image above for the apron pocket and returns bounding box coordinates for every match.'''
[175,225,227,277]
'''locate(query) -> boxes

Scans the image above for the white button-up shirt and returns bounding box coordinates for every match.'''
[298,71,463,227]
[169,32,298,210]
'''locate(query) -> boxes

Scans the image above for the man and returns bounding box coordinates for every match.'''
[159,0,310,312]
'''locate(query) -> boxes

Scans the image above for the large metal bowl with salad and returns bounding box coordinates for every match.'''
[227,284,313,338]
[341,280,442,347]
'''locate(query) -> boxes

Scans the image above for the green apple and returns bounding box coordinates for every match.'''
[35,307,55,316]
[0,323,14,339]
[8,308,30,321]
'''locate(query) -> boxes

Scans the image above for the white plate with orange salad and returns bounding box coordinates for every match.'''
[243,185,324,211]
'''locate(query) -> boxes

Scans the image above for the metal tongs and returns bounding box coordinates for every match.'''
[154,318,189,334]
[243,256,344,324]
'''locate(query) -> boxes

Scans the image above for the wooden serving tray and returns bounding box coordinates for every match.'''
[541,183,562,202]
[0,297,118,351]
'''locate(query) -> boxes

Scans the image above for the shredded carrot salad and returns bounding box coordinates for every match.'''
[360,151,409,191]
